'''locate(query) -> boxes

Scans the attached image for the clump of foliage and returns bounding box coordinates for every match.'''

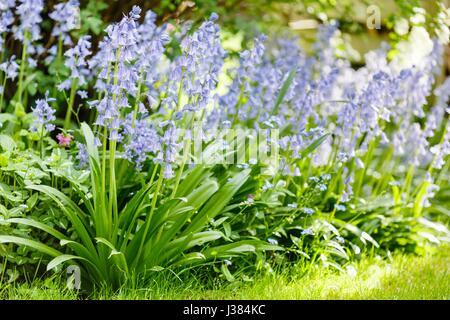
[0,1,449,291]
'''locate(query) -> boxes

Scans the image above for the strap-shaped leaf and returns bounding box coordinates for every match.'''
[26,184,97,253]
[0,235,62,257]
[2,218,67,240]
[47,255,87,271]
[183,169,250,235]
[272,66,297,114]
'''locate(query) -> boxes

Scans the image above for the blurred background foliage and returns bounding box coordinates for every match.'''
[0,0,445,118]
[34,0,449,69]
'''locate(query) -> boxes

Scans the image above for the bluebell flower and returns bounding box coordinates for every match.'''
[218,35,266,121]
[393,123,429,167]
[30,92,56,133]
[430,121,450,170]
[123,114,161,170]
[262,179,273,192]
[49,0,80,45]
[13,0,44,43]
[313,22,339,67]
[308,176,319,183]
[0,56,19,80]
[77,90,88,99]
[135,11,170,109]
[165,13,226,115]
[61,35,91,88]
[0,0,16,12]
[76,142,89,169]
[0,3,15,51]
[162,164,174,179]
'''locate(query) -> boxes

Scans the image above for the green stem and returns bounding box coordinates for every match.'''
[101,125,109,236]
[133,165,164,268]
[0,33,5,98]
[93,61,112,135]
[373,144,394,195]
[39,126,44,158]
[64,78,78,129]
[401,164,415,204]
[17,33,29,105]
[412,118,449,198]
[354,139,377,198]
[109,138,118,238]
[57,36,63,62]
[107,47,122,239]
[0,76,7,112]
[171,138,191,199]
[132,69,144,128]
[175,68,185,113]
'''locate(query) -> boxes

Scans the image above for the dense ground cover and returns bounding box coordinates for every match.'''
[2,245,449,299]
[0,1,449,298]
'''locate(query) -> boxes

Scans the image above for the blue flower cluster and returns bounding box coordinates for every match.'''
[0,4,449,206]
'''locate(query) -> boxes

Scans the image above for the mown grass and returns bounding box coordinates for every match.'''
[2,246,449,300]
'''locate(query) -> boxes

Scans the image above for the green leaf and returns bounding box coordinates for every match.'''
[301,133,330,157]
[203,241,258,259]
[171,252,206,267]
[80,122,99,164]
[0,235,62,257]
[183,169,250,235]
[3,218,67,240]
[47,255,86,271]
[26,184,96,253]
[0,135,16,152]
[95,237,129,273]
[221,263,236,282]
[0,114,17,125]
[148,266,165,272]
[272,66,297,114]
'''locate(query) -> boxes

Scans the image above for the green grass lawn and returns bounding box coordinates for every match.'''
[2,246,449,300]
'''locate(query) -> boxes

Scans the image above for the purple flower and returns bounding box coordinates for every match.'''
[62,35,92,87]
[13,0,44,43]
[49,0,80,45]
[31,92,56,133]
[165,13,226,114]
[0,3,15,51]
[89,6,143,140]
[162,164,174,179]
[123,114,161,170]
[430,121,450,170]
[76,142,89,169]
[219,35,266,120]
[77,90,88,99]
[0,56,19,80]
[0,0,16,11]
